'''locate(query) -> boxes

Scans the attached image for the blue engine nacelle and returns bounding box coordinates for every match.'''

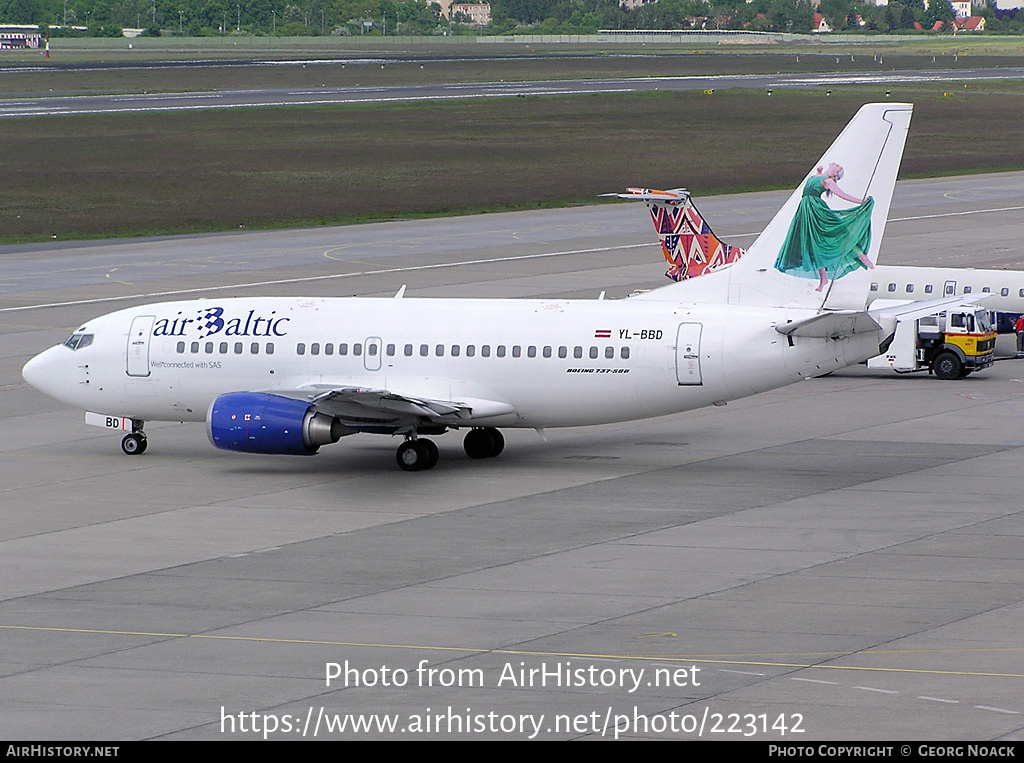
[206,392,349,455]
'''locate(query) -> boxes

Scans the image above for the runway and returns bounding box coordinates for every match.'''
[2,173,1024,740]
[2,66,1023,118]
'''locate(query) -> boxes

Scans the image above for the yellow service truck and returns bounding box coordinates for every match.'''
[868,308,997,379]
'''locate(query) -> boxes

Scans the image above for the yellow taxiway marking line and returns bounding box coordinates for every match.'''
[3,624,1024,679]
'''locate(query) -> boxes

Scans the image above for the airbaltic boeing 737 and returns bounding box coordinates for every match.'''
[23,103,947,471]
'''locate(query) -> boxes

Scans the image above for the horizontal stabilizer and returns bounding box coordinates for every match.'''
[601,187,690,202]
[776,311,881,339]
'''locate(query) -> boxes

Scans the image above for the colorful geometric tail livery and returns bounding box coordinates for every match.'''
[603,187,745,281]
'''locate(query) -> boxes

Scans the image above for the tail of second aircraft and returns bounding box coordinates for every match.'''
[632,102,913,312]
[605,188,745,281]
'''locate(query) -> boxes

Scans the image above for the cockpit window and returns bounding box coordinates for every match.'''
[63,333,94,351]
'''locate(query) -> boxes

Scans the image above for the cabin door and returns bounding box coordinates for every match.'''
[126,315,155,378]
[675,323,703,386]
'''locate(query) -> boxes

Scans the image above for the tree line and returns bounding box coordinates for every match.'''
[3,0,1021,36]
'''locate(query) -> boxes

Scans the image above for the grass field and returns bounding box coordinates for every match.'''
[1,87,1021,242]
[3,35,1023,96]
[3,49,1024,96]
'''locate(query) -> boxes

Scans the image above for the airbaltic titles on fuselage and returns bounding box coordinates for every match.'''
[152,307,291,339]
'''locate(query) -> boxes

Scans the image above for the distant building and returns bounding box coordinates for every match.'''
[450,3,491,25]
[812,12,832,31]
[0,25,41,49]
[952,15,986,29]
[951,1,972,17]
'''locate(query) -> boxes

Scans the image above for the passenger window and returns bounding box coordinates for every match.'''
[435,344,444,357]
[297,343,306,355]
[191,342,200,354]
[466,345,476,357]
[368,344,378,356]
[451,345,460,357]
[251,343,259,355]
[925,285,933,294]
[325,343,334,356]
[482,345,491,358]
[964,286,972,294]
[887,283,896,292]
[404,344,413,357]
[234,342,243,354]
[205,342,214,354]
[311,343,320,356]
[177,341,185,353]
[621,347,630,359]
[339,343,348,356]
[219,342,228,354]
[982,286,991,293]
[906,284,914,293]
[496,345,506,358]
[574,346,583,359]
[353,343,362,356]
[386,344,395,356]
[870,283,878,292]
[543,346,552,358]
[589,346,598,359]
[512,345,521,358]
[558,346,567,358]
[528,346,537,358]
[266,343,275,355]
[1002,288,1009,297]
[605,346,614,359]
[420,344,429,357]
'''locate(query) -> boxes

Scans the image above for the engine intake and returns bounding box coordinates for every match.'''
[206,392,350,455]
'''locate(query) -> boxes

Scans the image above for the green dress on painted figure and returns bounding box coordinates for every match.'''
[774,164,875,292]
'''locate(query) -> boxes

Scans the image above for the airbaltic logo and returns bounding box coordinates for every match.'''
[152,307,291,339]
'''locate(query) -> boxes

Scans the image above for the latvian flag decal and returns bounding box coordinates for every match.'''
[594,329,612,338]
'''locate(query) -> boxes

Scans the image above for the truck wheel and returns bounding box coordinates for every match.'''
[932,352,962,380]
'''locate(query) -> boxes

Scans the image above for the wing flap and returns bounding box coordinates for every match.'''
[269,385,515,429]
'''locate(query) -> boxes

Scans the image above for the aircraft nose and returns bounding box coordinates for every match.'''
[22,350,50,395]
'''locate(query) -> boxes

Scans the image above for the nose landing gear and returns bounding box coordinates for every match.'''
[121,431,147,455]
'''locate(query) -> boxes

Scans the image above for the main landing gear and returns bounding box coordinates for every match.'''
[396,438,440,472]
[395,427,504,471]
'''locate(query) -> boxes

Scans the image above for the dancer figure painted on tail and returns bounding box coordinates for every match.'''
[773,163,875,292]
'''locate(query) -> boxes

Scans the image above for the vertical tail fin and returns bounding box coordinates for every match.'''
[605,188,745,281]
[728,103,913,310]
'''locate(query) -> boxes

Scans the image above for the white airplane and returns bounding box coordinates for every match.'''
[22,103,948,471]
[616,182,1024,312]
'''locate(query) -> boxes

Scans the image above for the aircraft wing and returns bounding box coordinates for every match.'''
[269,384,515,431]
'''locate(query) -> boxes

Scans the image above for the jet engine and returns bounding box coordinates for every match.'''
[206,392,350,455]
